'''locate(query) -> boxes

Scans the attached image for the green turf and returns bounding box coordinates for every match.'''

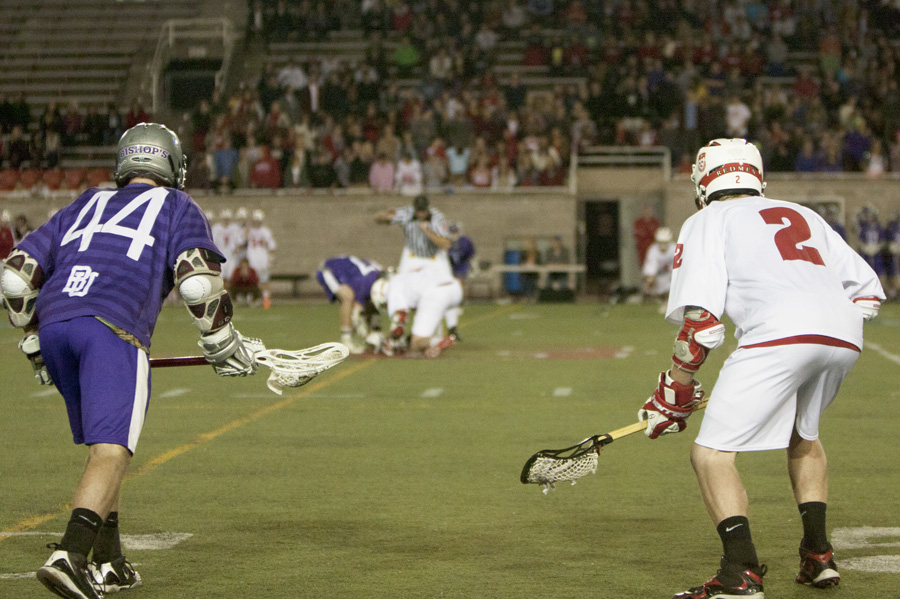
[2,301,898,598]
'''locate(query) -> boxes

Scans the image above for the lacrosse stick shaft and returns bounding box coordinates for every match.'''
[150,356,208,368]
[608,395,711,441]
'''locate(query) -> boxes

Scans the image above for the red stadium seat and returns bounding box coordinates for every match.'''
[20,169,43,189]
[87,168,113,188]
[43,168,66,190]
[0,168,20,191]
[66,168,88,189]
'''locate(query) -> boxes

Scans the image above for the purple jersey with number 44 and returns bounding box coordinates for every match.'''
[17,183,220,348]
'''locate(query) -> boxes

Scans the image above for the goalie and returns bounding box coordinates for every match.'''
[639,139,884,599]
[0,123,260,599]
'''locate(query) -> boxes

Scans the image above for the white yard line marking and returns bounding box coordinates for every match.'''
[867,342,900,366]
[421,388,444,398]
[842,556,900,574]
[615,346,634,359]
[30,389,58,398]
[553,387,572,397]
[159,388,190,398]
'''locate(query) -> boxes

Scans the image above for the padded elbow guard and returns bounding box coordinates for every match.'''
[672,308,725,372]
[1,249,44,328]
[175,249,232,333]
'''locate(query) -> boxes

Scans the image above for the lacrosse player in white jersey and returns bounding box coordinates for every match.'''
[373,268,462,358]
[374,194,452,278]
[636,139,884,599]
[641,225,676,306]
[245,209,277,308]
[211,208,239,281]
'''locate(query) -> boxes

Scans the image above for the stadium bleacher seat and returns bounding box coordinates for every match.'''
[43,168,66,190]
[65,167,88,189]
[0,169,21,191]
[20,169,43,190]
[87,168,113,188]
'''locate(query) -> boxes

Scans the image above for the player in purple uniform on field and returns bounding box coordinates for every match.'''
[1,123,261,599]
[445,221,475,340]
[316,255,383,353]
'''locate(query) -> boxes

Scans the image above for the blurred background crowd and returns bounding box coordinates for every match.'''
[2,0,900,195]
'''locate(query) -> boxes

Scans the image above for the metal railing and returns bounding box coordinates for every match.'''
[148,18,236,114]
[577,146,672,180]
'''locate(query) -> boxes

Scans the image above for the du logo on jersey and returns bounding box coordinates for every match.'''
[62,266,99,297]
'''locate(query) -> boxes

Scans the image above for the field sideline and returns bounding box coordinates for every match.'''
[1,301,898,598]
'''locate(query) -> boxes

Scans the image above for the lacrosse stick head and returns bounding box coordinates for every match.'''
[521,434,613,494]
[254,342,349,395]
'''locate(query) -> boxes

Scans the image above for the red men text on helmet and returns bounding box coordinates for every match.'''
[691,138,766,209]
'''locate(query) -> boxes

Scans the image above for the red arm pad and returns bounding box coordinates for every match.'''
[672,309,726,373]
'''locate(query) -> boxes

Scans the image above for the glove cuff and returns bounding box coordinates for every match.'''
[19,333,41,356]
[199,323,240,363]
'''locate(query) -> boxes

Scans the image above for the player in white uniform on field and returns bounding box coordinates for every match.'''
[211,208,242,281]
[636,139,884,599]
[372,268,462,358]
[245,209,276,308]
[641,226,676,304]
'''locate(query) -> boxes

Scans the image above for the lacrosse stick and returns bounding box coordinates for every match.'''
[150,342,350,395]
[521,395,710,494]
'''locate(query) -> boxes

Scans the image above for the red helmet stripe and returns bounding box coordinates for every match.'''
[699,162,762,188]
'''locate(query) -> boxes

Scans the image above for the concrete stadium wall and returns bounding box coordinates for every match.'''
[2,172,896,297]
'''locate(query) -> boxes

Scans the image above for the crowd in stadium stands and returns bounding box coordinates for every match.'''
[2,0,900,194]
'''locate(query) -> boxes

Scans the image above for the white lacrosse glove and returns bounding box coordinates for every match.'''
[351,304,369,338]
[19,333,53,386]
[198,323,263,377]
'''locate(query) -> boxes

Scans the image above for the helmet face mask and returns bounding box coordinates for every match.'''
[115,123,187,190]
[691,138,765,210]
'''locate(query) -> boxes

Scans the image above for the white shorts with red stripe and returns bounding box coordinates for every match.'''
[695,336,860,452]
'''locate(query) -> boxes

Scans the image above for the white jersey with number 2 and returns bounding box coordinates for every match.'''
[666,196,884,349]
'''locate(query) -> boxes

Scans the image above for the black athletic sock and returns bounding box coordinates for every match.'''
[717,515,760,578]
[59,508,103,557]
[799,501,829,552]
[92,511,123,564]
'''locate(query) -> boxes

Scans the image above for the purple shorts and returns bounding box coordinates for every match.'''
[40,317,150,453]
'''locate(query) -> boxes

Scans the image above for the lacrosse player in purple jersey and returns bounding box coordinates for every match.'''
[639,139,884,599]
[0,123,261,599]
[315,255,384,353]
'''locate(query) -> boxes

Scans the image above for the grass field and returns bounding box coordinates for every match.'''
[1,300,899,598]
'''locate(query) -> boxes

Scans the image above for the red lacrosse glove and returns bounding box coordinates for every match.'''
[638,371,705,439]
[672,309,726,373]
[389,310,407,339]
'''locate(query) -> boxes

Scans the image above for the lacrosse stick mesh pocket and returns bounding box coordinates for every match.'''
[255,344,350,395]
[524,451,599,488]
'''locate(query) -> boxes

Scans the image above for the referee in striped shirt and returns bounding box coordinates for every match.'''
[375,194,452,276]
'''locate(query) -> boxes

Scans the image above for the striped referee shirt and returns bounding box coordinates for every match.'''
[391,206,450,258]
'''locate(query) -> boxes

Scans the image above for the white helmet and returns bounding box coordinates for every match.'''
[235,207,249,220]
[369,276,390,310]
[252,209,265,222]
[691,138,765,209]
[219,208,233,220]
[654,227,673,244]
